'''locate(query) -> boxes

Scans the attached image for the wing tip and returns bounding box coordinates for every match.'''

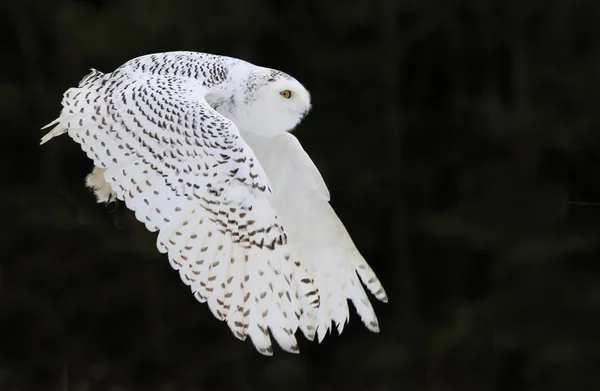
[367,319,381,333]
[288,344,301,354]
[255,344,274,356]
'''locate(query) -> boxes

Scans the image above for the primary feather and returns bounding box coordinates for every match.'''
[41,51,387,354]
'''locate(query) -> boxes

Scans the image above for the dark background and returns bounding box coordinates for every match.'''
[1,0,599,390]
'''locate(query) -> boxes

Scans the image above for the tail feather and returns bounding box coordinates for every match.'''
[40,122,66,145]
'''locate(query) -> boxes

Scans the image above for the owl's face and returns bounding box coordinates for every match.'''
[235,69,312,138]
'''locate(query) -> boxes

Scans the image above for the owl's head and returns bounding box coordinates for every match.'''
[220,67,311,138]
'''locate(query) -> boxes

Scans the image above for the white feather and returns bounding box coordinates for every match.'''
[243,131,388,339]
[41,51,386,355]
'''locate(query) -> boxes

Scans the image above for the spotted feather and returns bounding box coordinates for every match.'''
[41,51,386,355]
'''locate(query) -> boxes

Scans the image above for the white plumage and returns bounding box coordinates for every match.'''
[41,51,387,354]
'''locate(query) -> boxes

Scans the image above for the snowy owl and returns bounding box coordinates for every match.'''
[41,51,387,355]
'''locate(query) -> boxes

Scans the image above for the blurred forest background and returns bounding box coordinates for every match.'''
[1,0,599,390]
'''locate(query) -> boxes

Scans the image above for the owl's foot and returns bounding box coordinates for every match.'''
[85,167,117,204]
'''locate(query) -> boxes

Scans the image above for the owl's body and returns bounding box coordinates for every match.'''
[42,51,387,354]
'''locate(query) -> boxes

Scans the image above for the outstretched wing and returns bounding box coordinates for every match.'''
[243,132,388,342]
[42,69,320,355]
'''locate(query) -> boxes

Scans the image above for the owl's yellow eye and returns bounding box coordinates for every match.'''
[280,90,292,99]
